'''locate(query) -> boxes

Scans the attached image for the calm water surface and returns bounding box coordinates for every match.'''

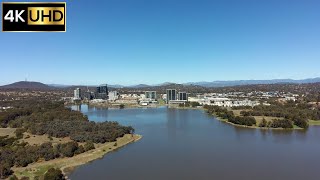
[69,105,320,180]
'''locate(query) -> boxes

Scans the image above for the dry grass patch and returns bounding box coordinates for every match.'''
[0,128,16,137]
[309,120,320,126]
[254,116,283,125]
[232,110,243,116]
[19,133,72,145]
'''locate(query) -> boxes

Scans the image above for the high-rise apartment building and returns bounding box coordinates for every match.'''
[178,92,188,101]
[74,88,81,100]
[166,89,177,103]
[96,84,108,99]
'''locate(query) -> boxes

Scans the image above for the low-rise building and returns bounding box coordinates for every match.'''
[145,91,157,100]
[108,91,119,101]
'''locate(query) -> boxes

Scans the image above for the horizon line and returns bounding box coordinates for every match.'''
[1,76,320,87]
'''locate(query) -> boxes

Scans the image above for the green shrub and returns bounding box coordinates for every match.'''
[44,168,65,180]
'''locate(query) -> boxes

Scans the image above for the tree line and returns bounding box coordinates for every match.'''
[179,102,201,108]
[203,105,256,126]
[240,101,319,128]
[203,104,312,129]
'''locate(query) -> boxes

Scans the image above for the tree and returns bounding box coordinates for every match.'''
[15,128,25,139]
[191,102,200,107]
[316,92,320,110]
[259,118,267,127]
[44,168,65,180]
[0,163,13,179]
[84,141,95,151]
[39,143,56,161]
[60,142,79,157]
[270,119,293,129]
[293,118,309,129]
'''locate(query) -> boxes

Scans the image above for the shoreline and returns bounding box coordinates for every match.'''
[77,103,205,110]
[12,134,142,179]
[80,102,165,109]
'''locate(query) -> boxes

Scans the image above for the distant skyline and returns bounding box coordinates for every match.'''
[1,0,320,85]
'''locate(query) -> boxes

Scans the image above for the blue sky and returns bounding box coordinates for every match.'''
[1,0,320,85]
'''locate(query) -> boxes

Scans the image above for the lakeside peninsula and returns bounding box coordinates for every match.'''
[0,99,139,179]
[204,103,320,130]
[12,134,142,179]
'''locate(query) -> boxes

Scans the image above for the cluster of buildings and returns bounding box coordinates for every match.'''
[188,95,260,107]
[139,89,189,106]
[165,89,188,104]
[73,85,190,106]
[73,84,119,102]
[246,91,299,101]
[72,84,299,108]
[186,91,299,107]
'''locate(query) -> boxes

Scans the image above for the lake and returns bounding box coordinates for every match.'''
[69,105,320,180]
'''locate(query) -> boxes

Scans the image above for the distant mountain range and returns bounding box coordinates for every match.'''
[1,77,320,90]
[184,77,320,87]
[126,84,150,88]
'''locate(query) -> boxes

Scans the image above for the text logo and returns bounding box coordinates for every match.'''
[2,2,66,32]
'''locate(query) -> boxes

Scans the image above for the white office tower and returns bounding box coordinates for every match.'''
[74,88,81,100]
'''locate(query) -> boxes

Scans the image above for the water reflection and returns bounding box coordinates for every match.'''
[167,108,177,140]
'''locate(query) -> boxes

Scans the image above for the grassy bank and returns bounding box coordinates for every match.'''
[12,134,142,179]
[309,120,320,126]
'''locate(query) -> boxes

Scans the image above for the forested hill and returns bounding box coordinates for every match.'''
[0,81,53,90]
